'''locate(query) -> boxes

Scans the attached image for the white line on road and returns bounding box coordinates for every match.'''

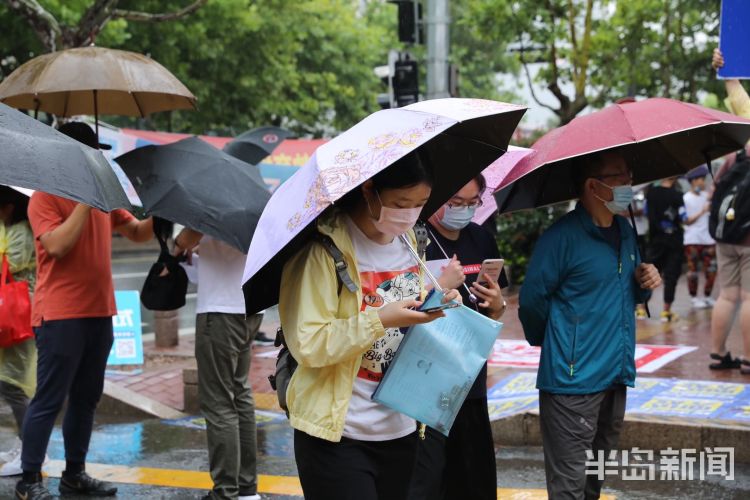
[113,272,148,279]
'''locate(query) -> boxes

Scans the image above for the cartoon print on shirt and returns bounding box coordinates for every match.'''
[359,268,420,382]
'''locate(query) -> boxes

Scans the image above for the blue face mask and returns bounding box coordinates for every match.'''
[440,205,476,231]
[595,180,634,214]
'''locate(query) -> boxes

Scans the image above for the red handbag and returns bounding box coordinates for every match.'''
[0,254,34,348]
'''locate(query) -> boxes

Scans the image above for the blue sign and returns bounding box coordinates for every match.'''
[719,0,750,79]
[107,290,144,365]
[487,373,750,423]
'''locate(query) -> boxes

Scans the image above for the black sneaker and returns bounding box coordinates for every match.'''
[15,479,54,500]
[253,330,275,346]
[59,471,117,496]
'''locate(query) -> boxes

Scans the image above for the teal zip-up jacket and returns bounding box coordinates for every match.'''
[519,203,651,394]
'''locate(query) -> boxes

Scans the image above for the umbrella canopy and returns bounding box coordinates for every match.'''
[242,98,526,314]
[0,46,196,118]
[116,137,271,253]
[223,126,296,165]
[473,145,534,224]
[0,103,132,211]
[494,97,750,213]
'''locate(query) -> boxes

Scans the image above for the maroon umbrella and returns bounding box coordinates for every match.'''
[494,97,750,213]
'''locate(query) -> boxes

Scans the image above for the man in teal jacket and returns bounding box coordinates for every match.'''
[519,151,661,499]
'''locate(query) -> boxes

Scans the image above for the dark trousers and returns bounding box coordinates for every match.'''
[648,235,683,305]
[21,318,113,472]
[409,397,497,500]
[196,312,262,500]
[0,381,29,436]
[294,429,418,500]
[539,385,626,500]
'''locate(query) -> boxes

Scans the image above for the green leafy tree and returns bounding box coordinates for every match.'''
[471,0,723,124]
[1,0,391,135]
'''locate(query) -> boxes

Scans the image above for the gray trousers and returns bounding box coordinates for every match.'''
[539,385,626,500]
[196,312,263,500]
[0,381,28,436]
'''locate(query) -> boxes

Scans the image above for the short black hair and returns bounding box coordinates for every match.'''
[0,186,29,224]
[571,150,628,196]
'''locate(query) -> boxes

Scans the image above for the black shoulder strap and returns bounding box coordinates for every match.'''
[314,233,358,295]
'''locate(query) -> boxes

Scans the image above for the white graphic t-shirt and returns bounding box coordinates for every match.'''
[342,216,419,441]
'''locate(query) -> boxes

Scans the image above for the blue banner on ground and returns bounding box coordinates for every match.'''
[487,373,750,423]
[107,290,144,366]
[719,0,750,79]
[162,410,286,430]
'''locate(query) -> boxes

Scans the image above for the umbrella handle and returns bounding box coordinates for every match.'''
[628,204,651,319]
[399,234,443,292]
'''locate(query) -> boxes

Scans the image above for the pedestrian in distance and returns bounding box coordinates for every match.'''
[645,175,686,322]
[682,165,717,309]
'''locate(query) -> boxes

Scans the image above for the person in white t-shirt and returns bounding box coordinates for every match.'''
[279,151,460,500]
[173,230,263,500]
[683,165,717,309]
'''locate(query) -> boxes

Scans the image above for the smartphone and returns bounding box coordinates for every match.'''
[421,302,460,313]
[419,289,460,313]
[476,259,504,285]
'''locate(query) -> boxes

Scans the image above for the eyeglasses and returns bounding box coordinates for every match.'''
[593,172,633,184]
[447,198,483,209]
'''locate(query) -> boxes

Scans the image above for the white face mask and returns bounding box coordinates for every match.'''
[369,191,422,237]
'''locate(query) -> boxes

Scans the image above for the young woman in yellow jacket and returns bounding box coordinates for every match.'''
[279,152,459,500]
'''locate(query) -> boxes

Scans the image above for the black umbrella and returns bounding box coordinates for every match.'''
[223,126,295,165]
[0,102,132,211]
[116,137,271,253]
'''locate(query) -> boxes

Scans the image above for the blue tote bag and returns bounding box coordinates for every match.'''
[372,303,502,436]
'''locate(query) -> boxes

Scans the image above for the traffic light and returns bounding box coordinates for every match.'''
[388,1,423,44]
[393,59,419,107]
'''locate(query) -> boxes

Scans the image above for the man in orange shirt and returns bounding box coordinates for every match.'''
[15,122,153,500]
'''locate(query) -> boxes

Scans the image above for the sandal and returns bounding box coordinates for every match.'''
[709,352,741,370]
[741,359,750,375]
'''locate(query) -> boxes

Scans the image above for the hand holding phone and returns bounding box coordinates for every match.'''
[419,288,460,313]
[476,259,504,285]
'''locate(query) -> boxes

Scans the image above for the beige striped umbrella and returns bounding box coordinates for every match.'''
[0,45,196,136]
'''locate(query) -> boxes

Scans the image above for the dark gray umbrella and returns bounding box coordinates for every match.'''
[223,126,295,165]
[0,102,132,211]
[115,137,271,253]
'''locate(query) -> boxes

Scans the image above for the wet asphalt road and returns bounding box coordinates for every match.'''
[1,403,749,499]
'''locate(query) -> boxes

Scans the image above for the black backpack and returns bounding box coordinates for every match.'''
[269,224,430,416]
[709,151,750,244]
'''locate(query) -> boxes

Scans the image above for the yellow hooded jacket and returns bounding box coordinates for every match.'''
[278,209,422,442]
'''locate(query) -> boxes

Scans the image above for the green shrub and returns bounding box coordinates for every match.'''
[494,204,569,286]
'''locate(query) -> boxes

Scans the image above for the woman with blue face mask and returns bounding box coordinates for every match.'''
[408,174,507,500]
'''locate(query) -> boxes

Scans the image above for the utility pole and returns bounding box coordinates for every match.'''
[426,0,450,99]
